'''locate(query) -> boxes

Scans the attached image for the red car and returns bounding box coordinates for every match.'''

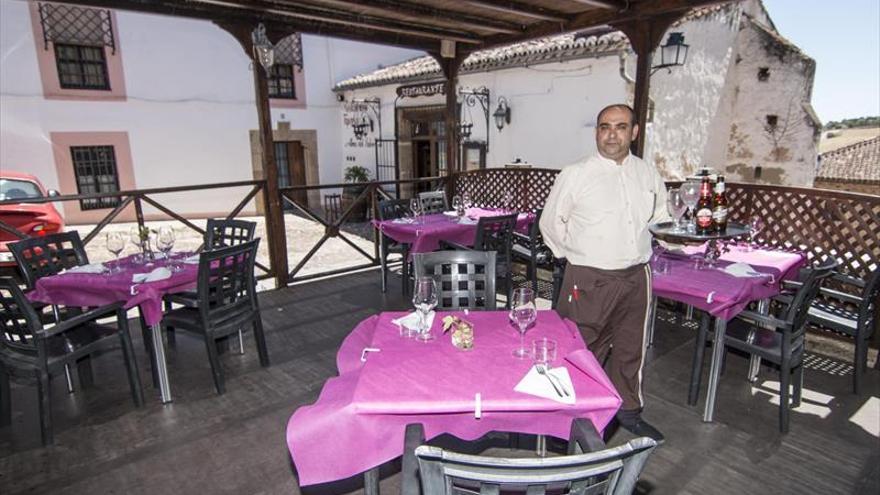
[0,172,65,267]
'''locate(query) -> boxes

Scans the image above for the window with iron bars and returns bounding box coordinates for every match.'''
[268,64,296,99]
[70,145,121,210]
[54,43,110,90]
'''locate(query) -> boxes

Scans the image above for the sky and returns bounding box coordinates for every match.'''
[762,0,880,123]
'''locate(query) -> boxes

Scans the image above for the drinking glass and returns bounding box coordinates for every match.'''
[129,226,145,263]
[748,216,765,251]
[680,180,700,234]
[156,226,175,261]
[510,287,537,358]
[666,189,687,233]
[451,195,463,219]
[409,197,421,224]
[502,191,514,213]
[532,338,557,366]
[462,191,472,210]
[412,277,438,342]
[106,232,124,272]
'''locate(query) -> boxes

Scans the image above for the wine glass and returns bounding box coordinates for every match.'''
[748,216,765,251]
[409,197,421,224]
[106,232,124,272]
[412,277,438,342]
[502,191,514,213]
[462,191,472,210]
[451,195,463,219]
[509,287,537,358]
[666,188,687,233]
[156,226,175,261]
[680,180,700,234]
[129,226,144,263]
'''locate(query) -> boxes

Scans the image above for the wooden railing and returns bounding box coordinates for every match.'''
[4,169,877,290]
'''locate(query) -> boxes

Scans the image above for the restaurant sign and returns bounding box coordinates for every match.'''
[396,82,445,98]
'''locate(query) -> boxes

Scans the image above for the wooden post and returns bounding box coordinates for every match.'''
[434,51,465,198]
[614,15,678,158]
[217,22,289,288]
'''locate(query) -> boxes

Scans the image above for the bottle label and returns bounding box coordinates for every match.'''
[696,208,713,227]
[712,207,728,223]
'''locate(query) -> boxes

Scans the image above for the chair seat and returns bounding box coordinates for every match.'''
[510,243,550,264]
[807,302,858,334]
[165,290,200,308]
[164,306,256,337]
[723,318,805,364]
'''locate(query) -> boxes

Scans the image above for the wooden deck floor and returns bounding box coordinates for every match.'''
[1,268,878,494]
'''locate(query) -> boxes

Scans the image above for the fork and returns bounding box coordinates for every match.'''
[535,364,566,397]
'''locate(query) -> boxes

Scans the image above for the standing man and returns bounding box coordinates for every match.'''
[540,104,668,442]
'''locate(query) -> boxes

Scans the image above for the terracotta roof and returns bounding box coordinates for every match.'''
[817,136,880,183]
[333,28,629,91]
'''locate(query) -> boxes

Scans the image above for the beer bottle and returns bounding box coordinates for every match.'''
[712,175,729,233]
[695,176,714,234]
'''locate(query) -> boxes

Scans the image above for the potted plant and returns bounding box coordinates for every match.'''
[342,165,371,221]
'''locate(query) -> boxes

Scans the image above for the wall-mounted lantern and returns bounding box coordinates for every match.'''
[251,23,275,73]
[493,97,511,131]
[651,32,689,74]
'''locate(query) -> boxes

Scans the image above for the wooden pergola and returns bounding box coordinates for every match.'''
[53,0,724,288]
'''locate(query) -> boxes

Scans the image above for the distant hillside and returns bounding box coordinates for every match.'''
[824,116,880,130]
[819,127,880,154]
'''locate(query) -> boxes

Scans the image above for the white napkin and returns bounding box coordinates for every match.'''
[458,217,477,225]
[392,217,414,224]
[63,263,107,274]
[132,267,172,283]
[183,254,201,264]
[391,310,436,331]
[443,211,458,217]
[514,365,576,405]
[723,262,768,278]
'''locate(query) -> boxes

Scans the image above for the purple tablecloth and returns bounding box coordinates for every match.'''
[286,310,621,486]
[375,208,534,254]
[27,255,197,326]
[651,246,805,320]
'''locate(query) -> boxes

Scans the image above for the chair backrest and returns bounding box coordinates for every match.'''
[9,231,89,290]
[0,277,43,356]
[197,239,260,329]
[413,251,496,310]
[474,213,518,265]
[415,436,657,495]
[785,257,838,334]
[419,191,448,215]
[378,198,410,221]
[205,219,256,250]
[857,266,880,330]
[324,194,342,223]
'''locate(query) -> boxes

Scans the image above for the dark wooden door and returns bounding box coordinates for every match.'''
[275,141,307,208]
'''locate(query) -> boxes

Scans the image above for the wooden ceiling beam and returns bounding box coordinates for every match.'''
[461,1,568,23]
[198,0,483,44]
[49,0,441,51]
[567,0,624,9]
[482,0,721,49]
[298,0,523,35]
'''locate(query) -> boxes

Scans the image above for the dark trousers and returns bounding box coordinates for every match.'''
[556,262,652,411]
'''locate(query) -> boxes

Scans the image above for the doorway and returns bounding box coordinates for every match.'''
[274,140,307,208]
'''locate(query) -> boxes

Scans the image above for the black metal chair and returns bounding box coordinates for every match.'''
[161,240,268,395]
[9,231,90,392]
[778,266,879,393]
[511,208,554,296]
[418,191,448,215]
[691,257,837,433]
[413,250,496,310]
[442,213,517,308]
[9,231,89,291]
[164,219,257,350]
[400,419,657,495]
[0,277,143,445]
[377,199,412,294]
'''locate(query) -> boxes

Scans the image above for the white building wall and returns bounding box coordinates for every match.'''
[722,18,819,186]
[0,0,420,219]
[645,4,743,179]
